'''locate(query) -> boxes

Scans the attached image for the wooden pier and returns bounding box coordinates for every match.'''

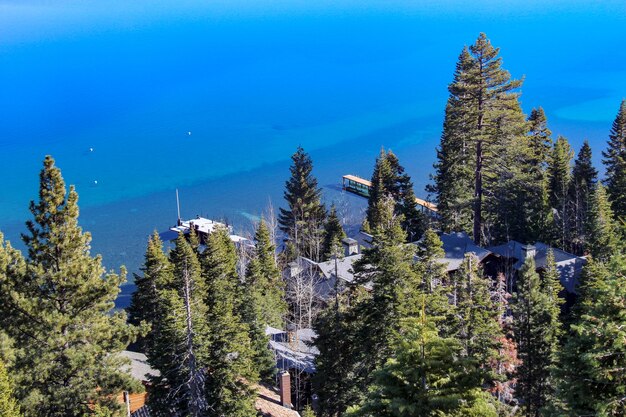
[342,174,438,214]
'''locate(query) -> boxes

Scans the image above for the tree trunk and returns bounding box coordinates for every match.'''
[182,261,202,417]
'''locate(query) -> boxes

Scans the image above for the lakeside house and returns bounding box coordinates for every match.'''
[159,216,252,247]
[118,350,300,417]
[283,237,364,304]
[412,231,500,276]
[488,241,587,294]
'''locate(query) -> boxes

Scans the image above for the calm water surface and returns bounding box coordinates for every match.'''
[1,1,625,306]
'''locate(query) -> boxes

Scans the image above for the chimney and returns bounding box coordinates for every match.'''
[521,244,536,260]
[288,261,301,278]
[342,238,359,257]
[279,371,292,409]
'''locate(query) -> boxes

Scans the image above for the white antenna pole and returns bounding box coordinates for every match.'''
[176,189,182,225]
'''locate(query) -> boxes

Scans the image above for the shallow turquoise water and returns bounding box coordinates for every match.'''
[1,1,625,306]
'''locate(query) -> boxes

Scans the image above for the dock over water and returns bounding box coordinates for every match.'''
[342,174,438,214]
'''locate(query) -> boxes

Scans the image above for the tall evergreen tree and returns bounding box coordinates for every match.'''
[202,227,258,416]
[558,256,626,416]
[0,359,20,417]
[242,219,286,381]
[453,254,503,387]
[511,254,562,417]
[415,229,452,335]
[279,146,326,261]
[128,231,172,351]
[569,141,598,254]
[547,136,574,250]
[430,33,525,244]
[317,198,420,415]
[353,197,420,368]
[364,149,395,233]
[585,184,619,262]
[386,150,425,241]
[602,99,626,219]
[247,219,287,328]
[366,150,424,241]
[0,156,138,417]
[429,47,476,234]
[526,108,553,242]
[527,108,553,162]
[145,233,210,416]
[313,294,362,417]
[322,205,347,261]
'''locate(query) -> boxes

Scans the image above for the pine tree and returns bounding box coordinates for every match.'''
[430,33,525,244]
[318,198,420,414]
[453,253,503,388]
[366,150,424,241]
[279,147,326,262]
[364,149,394,233]
[528,108,553,163]
[242,219,286,381]
[512,254,562,417]
[558,256,626,416]
[0,156,138,417]
[0,359,20,417]
[429,47,476,234]
[526,108,553,242]
[128,231,172,351]
[414,229,452,335]
[146,233,210,416]
[585,184,619,262]
[569,141,598,254]
[322,205,346,261]
[386,150,425,241]
[202,227,258,416]
[347,317,497,417]
[353,197,420,366]
[248,219,287,328]
[602,100,626,219]
[547,136,574,250]
[312,299,362,417]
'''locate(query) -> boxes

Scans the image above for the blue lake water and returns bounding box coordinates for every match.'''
[1,1,625,307]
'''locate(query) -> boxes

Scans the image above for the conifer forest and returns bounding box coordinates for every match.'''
[2,33,626,417]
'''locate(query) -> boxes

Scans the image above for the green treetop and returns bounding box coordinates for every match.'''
[0,156,139,417]
[278,146,326,261]
[585,184,619,262]
[431,33,525,245]
[429,47,477,235]
[322,205,347,261]
[366,149,424,241]
[569,141,598,254]
[602,100,626,219]
[547,136,574,250]
[364,148,394,233]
